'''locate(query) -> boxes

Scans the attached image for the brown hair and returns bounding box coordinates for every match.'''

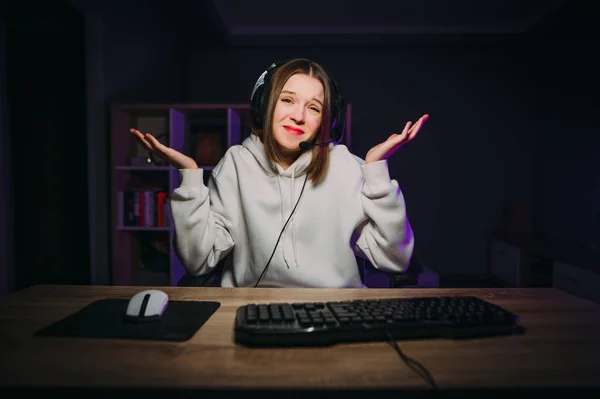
[252,58,333,185]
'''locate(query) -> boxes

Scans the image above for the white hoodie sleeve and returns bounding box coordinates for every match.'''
[169,168,235,277]
[354,159,415,273]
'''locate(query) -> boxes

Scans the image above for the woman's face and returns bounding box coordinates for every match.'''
[272,73,324,158]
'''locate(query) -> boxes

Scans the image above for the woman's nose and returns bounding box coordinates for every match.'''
[290,106,305,123]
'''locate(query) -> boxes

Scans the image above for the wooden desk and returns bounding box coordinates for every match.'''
[1,285,600,397]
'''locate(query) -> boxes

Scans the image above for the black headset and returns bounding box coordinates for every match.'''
[249,59,348,145]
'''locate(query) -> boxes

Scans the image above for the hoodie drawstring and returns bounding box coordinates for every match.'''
[277,167,301,269]
[276,176,291,268]
[291,168,299,268]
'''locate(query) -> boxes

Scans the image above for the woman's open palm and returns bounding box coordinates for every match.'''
[365,114,429,164]
[130,128,198,170]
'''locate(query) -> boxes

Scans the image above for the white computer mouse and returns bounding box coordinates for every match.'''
[125,289,169,322]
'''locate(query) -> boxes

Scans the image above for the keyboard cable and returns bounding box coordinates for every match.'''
[383,330,438,390]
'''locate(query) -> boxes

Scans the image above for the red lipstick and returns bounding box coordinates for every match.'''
[284,126,303,135]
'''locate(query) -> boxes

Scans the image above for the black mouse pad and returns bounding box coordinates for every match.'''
[33,298,220,342]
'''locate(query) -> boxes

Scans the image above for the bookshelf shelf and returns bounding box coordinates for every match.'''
[116,166,171,171]
[110,103,352,286]
[116,226,172,232]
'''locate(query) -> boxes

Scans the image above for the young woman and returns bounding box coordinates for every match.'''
[130,58,428,288]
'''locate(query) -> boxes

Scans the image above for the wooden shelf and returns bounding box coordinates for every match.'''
[115,166,214,171]
[116,226,171,232]
[116,166,170,171]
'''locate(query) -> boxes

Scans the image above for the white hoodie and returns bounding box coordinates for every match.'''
[170,134,414,288]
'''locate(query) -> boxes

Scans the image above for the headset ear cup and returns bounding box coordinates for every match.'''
[331,98,346,143]
[250,62,281,131]
[329,79,346,143]
[330,102,339,139]
[251,85,265,129]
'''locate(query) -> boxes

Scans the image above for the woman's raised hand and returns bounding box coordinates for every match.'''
[130,128,198,170]
[365,114,429,164]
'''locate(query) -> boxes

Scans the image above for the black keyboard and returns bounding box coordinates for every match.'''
[234,296,521,347]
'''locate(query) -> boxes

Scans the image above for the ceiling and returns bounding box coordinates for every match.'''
[210,0,566,36]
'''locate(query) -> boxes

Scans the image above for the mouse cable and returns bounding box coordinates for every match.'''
[254,174,309,287]
[384,330,438,390]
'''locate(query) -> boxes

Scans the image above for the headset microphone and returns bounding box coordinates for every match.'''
[298,139,334,151]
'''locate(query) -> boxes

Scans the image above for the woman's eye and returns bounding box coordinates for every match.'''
[310,107,321,113]
[281,98,292,103]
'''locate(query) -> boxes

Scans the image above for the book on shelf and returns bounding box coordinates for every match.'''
[117,190,169,228]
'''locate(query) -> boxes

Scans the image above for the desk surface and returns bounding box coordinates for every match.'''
[1,285,600,395]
